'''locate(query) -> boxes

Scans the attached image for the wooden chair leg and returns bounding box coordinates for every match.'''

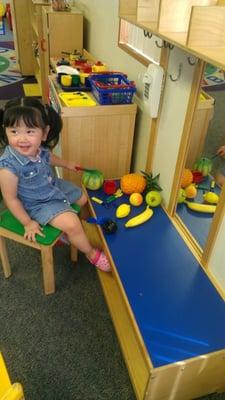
[40,245,55,295]
[70,245,78,262]
[0,236,11,278]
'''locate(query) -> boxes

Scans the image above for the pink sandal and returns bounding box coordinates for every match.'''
[88,249,111,272]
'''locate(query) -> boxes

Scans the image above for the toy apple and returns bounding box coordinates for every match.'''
[177,188,186,203]
[145,190,162,207]
[103,180,117,195]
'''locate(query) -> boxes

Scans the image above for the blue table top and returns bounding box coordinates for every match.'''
[87,187,225,368]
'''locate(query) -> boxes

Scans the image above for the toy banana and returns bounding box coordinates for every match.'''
[125,206,153,228]
[185,201,216,213]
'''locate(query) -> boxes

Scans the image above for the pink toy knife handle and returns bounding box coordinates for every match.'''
[74,165,83,171]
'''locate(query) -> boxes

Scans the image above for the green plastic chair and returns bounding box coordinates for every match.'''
[0,203,80,295]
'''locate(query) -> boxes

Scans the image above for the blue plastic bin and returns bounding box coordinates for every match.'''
[88,73,136,105]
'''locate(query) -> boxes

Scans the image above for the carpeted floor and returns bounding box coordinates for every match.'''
[1,242,225,400]
[203,89,225,175]
[0,242,136,400]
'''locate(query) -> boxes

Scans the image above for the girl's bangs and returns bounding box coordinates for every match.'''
[4,107,45,128]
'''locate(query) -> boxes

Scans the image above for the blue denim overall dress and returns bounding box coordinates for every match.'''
[0,146,82,225]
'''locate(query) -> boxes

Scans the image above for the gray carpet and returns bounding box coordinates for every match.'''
[203,90,225,174]
[0,241,135,400]
[1,241,225,399]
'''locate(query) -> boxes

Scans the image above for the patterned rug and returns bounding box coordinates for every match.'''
[0,45,24,88]
[202,64,225,92]
[0,42,38,100]
[0,17,5,35]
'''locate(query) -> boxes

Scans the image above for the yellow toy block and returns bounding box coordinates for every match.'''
[0,353,24,400]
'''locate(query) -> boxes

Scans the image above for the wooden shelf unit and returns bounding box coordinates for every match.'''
[119,0,225,70]
[27,1,83,102]
[48,74,137,184]
[10,0,34,76]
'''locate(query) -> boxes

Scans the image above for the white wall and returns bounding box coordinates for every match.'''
[76,0,153,172]
[153,47,196,206]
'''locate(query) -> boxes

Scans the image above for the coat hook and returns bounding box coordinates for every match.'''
[168,43,174,50]
[155,39,164,48]
[144,30,152,39]
[169,63,183,82]
[187,56,198,66]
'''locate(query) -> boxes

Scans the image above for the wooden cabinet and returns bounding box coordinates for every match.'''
[10,0,34,75]
[48,75,137,184]
[186,90,215,168]
[28,1,83,102]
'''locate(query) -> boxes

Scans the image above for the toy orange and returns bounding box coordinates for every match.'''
[181,168,193,188]
[184,184,197,199]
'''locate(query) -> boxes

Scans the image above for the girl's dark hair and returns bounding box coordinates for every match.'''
[0,97,62,149]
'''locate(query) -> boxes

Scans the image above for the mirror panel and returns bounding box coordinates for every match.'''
[175,63,225,250]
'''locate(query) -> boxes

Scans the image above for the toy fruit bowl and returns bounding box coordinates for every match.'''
[191,171,204,184]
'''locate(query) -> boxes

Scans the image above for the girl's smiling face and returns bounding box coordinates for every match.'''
[6,119,48,157]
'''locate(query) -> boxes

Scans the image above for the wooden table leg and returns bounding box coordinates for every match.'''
[70,245,78,262]
[0,236,11,278]
[40,245,55,295]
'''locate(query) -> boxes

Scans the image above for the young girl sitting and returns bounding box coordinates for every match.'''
[0,97,110,272]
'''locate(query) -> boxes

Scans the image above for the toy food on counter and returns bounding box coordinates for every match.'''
[82,169,104,190]
[191,171,204,183]
[184,184,197,199]
[193,157,213,177]
[92,61,107,72]
[129,193,143,206]
[145,191,162,207]
[120,173,146,194]
[103,180,117,195]
[61,75,72,87]
[180,168,193,188]
[125,206,153,228]
[185,201,216,213]
[203,192,219,204]
[116,204,131,218]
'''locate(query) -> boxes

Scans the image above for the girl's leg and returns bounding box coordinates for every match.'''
[75,192,89,219]
[49,211,110,271]
[76,192,87,207]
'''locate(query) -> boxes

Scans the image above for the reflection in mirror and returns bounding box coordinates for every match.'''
[176,63,225,250]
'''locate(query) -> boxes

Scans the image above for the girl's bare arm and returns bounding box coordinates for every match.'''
[50,153,78,171]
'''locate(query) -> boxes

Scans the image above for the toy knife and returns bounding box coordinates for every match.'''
[75,165,99,173]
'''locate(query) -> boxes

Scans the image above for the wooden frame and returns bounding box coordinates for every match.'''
[0,226,77,295]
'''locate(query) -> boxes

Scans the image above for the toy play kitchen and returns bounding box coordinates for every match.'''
[48,51,137,187]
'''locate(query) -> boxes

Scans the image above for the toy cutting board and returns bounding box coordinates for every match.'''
[59,91,97,107]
